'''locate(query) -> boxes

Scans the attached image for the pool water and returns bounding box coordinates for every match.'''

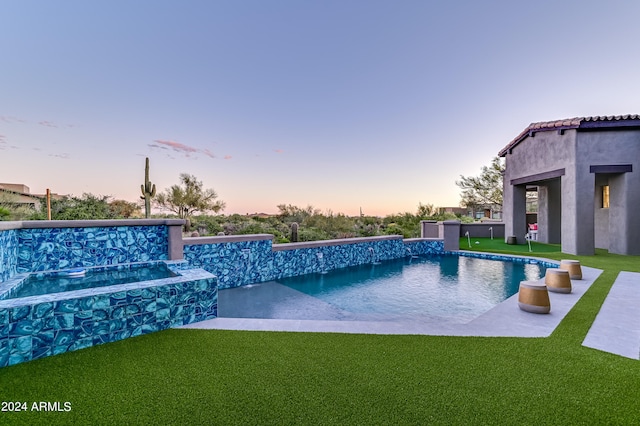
[275,255,547,323]
[7,263,177,299]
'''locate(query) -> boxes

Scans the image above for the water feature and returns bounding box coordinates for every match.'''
[316,252,327,274]
[369,247,381,265]
[241,248,252,279]
[406,247,419,259]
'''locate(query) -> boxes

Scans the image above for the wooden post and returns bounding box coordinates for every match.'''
[46,188,51,220]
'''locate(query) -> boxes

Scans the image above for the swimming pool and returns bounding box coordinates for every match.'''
[223,255,548,324]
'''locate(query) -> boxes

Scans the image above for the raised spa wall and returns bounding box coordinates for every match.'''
[0,219,444,367]
[0,220,444,287]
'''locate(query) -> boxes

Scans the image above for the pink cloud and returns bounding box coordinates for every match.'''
[39,121,58,128]
[274,149,284,154]
[224,155,232,160]
[153,139,197,153]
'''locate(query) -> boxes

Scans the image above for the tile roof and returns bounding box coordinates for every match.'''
[498,114,640,156]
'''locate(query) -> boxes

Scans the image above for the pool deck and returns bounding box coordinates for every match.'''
[182,265,605,339]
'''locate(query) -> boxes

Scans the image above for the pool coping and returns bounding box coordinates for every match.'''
[181,253,603,338]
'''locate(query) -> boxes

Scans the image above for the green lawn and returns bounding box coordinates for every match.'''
[2,243,640,425]
[459,236,562,254]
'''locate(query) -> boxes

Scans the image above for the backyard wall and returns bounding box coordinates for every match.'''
[420,220,506,252]
[460,222,505,239]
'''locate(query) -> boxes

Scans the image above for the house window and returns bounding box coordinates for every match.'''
[602,185,610,208]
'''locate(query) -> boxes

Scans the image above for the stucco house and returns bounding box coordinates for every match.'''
[499,115,640,255]
[0,183,44,211]
[0,183,64,214]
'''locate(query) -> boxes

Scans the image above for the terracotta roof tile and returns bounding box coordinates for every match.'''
[499,114,640,156]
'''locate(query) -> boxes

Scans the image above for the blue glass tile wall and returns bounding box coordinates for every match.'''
[0,230,19,282]
[404,239,444,256]
[16,225,169,273]
[0,273,217,368]
[272,239,407,280]
[183,239,274,289]
[184,238,445,289]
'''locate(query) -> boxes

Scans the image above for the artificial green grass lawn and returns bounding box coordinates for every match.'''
[2,242,640,425]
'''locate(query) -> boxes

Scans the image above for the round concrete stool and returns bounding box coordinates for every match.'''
[545,269,572,293]
[560,260,582,280]
[518,281,550,314]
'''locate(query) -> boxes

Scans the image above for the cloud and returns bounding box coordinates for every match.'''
[274,149,284,154]
[224,155,232,160]
[0,116,26,124]
[148,143,168,150]
[0,135,19,150]
[49,153,70,159]
[149,139,217,159]
[39,121,58,128]
[152,139,197,153]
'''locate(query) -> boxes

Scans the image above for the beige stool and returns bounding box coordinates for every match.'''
[518,281,551,314]
[545,269,572,293]
[560,260,582,280]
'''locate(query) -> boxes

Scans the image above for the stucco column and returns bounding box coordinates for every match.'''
[562,172,595,255]
[538,180,561,244]
[504,183,526,244]
[167,222,185,260]
[420,220,439,238]
[438,220,460,251]
[608,173,640,255]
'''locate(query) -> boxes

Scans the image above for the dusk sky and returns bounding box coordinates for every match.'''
[2,1,640,216]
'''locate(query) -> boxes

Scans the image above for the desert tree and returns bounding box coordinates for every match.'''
[155,173,225,230]
[456,157,504,217]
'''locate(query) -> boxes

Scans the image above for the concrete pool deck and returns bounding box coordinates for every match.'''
[182,265,605,339]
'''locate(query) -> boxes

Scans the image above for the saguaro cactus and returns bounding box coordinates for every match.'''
[290,222,299,243]
[140,157,156,218]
